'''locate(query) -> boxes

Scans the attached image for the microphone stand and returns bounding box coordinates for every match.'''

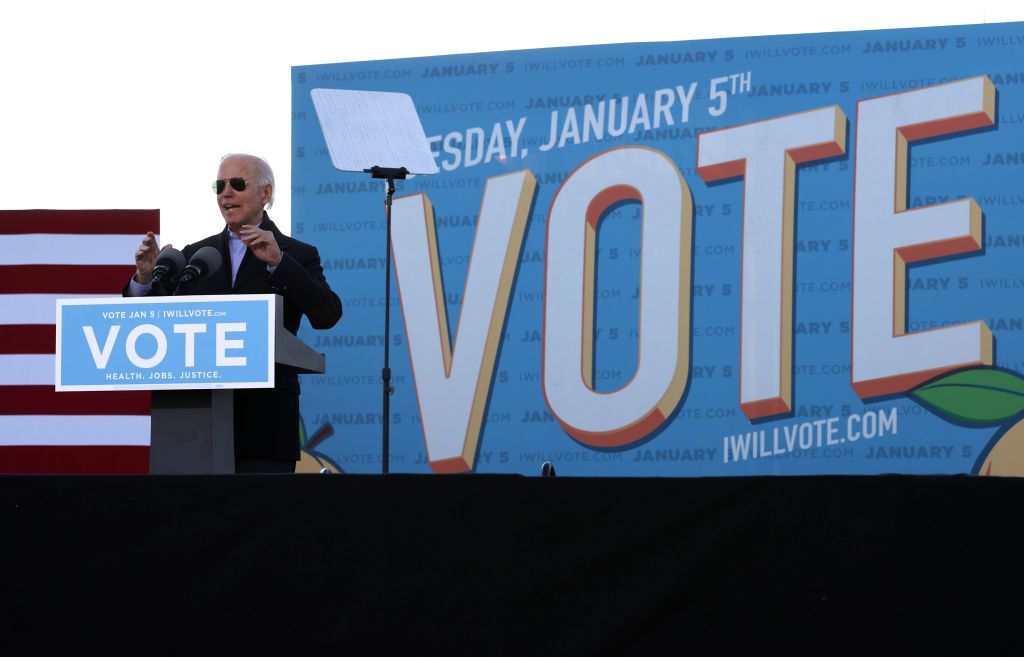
[364,165,408,475]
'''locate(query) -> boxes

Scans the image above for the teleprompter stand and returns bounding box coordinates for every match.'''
[311,89,438,474]
[363,166,408,474]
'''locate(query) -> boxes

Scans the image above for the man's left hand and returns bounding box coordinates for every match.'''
[239,225,282,267]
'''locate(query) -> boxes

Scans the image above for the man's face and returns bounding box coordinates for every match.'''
[216,156,271,232]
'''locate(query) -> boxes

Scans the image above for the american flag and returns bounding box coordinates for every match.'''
[0,210,157,473]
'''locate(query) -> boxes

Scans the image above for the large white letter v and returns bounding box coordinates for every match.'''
[391,171,536,472]
[82,325,120,369]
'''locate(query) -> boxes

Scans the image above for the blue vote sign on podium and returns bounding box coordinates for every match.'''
[55,295,276,391]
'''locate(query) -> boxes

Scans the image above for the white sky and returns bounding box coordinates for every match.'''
[1,1,1021,248]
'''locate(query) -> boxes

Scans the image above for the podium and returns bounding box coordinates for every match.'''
[55,294,325,474]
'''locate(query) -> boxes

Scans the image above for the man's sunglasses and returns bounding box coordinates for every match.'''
[213,177,258,194]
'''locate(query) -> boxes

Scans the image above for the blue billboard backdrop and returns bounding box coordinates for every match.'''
[292,22,1024,476]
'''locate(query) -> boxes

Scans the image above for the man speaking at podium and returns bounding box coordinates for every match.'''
[126,153,343,473]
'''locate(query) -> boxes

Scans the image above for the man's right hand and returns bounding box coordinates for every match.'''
[133,232,172,284]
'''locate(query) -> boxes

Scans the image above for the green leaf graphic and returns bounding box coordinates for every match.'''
[910,367,1024,425]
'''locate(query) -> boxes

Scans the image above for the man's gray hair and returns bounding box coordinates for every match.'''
[221,153,275,209]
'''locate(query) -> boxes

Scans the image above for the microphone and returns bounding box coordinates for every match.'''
[540,461,557,477]
[177,246,223,286]
[150,248,186,286]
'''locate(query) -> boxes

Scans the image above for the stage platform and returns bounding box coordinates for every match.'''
[2,474,1021,653]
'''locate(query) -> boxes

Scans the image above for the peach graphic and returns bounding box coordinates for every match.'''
[296,420,343,474]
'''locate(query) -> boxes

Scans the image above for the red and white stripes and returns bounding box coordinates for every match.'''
[0,210,157,473]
